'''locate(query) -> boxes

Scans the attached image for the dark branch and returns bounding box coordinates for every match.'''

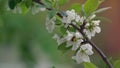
[33,0,113,68]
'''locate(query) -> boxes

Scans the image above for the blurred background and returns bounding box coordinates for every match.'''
[0,0,120,68]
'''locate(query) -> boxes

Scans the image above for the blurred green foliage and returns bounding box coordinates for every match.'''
[0,0,72,68]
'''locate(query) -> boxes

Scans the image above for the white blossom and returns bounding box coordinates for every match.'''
[92,20,100,26]
[79,16,86,24]
[80,44,94,55]
[62,9,81,27]
[46,17,56,33]
[66,31,83,51]
[53,34,66,45]
[72,43,93,64]
[84,19,101,39]
[72,50,90,63]
[94,26,101,33]
[75,15,81,22]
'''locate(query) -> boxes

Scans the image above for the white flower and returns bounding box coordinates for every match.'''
[66,31,74,41]
[62,9,81,27]
[75,32,83,38]
[72,43,93,64]
[62,9,85,28]
[46,17,56,33]
[92,20,101,26]
[84,19,101,39]
[80,44,94,55]
[72,50,90,63]
[84,29,96,39]
[66,9,76,21]
[94,26,101,33]
[66,31,83,51]
[75,15,81,22]
[79,16,86,24]
[71,39,83,51]
[53,34,66,45]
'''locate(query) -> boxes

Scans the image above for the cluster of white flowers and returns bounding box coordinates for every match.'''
[62,9,85,28]
[53,31,94,63]
[84,15,101,39]
[65,32,94,63]
[45,9,101,64]
[53,31,83,51]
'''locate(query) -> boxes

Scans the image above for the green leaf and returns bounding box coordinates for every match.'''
[48,9,58,19]
[84,0,104,16]
[58,42,72,53]
[60,26,67,35]
[92,7,111,14]
[69,3,82,13]
[81,5,87,16]
[84,62,98,68]
[8,0,22,9]
[95,16,112,23]
[55,17,62,25]
[114,60,120,68]
[67,26,76,32]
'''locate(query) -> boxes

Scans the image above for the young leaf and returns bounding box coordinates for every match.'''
[84,62,98,68]
[55,17,62,25]
[84,0,104,16]
[60,26,67,35]
[114,60,120,68]
[92,7,111,14]
[69,3,82,13]
[58,42,72,53]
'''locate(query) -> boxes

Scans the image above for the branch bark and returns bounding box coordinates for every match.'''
[33,0,113,68]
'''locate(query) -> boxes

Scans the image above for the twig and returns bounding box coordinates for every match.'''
[33,0,113,68]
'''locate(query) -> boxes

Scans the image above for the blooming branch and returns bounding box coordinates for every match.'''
[7,0,113,67]
[33,0,113,68]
